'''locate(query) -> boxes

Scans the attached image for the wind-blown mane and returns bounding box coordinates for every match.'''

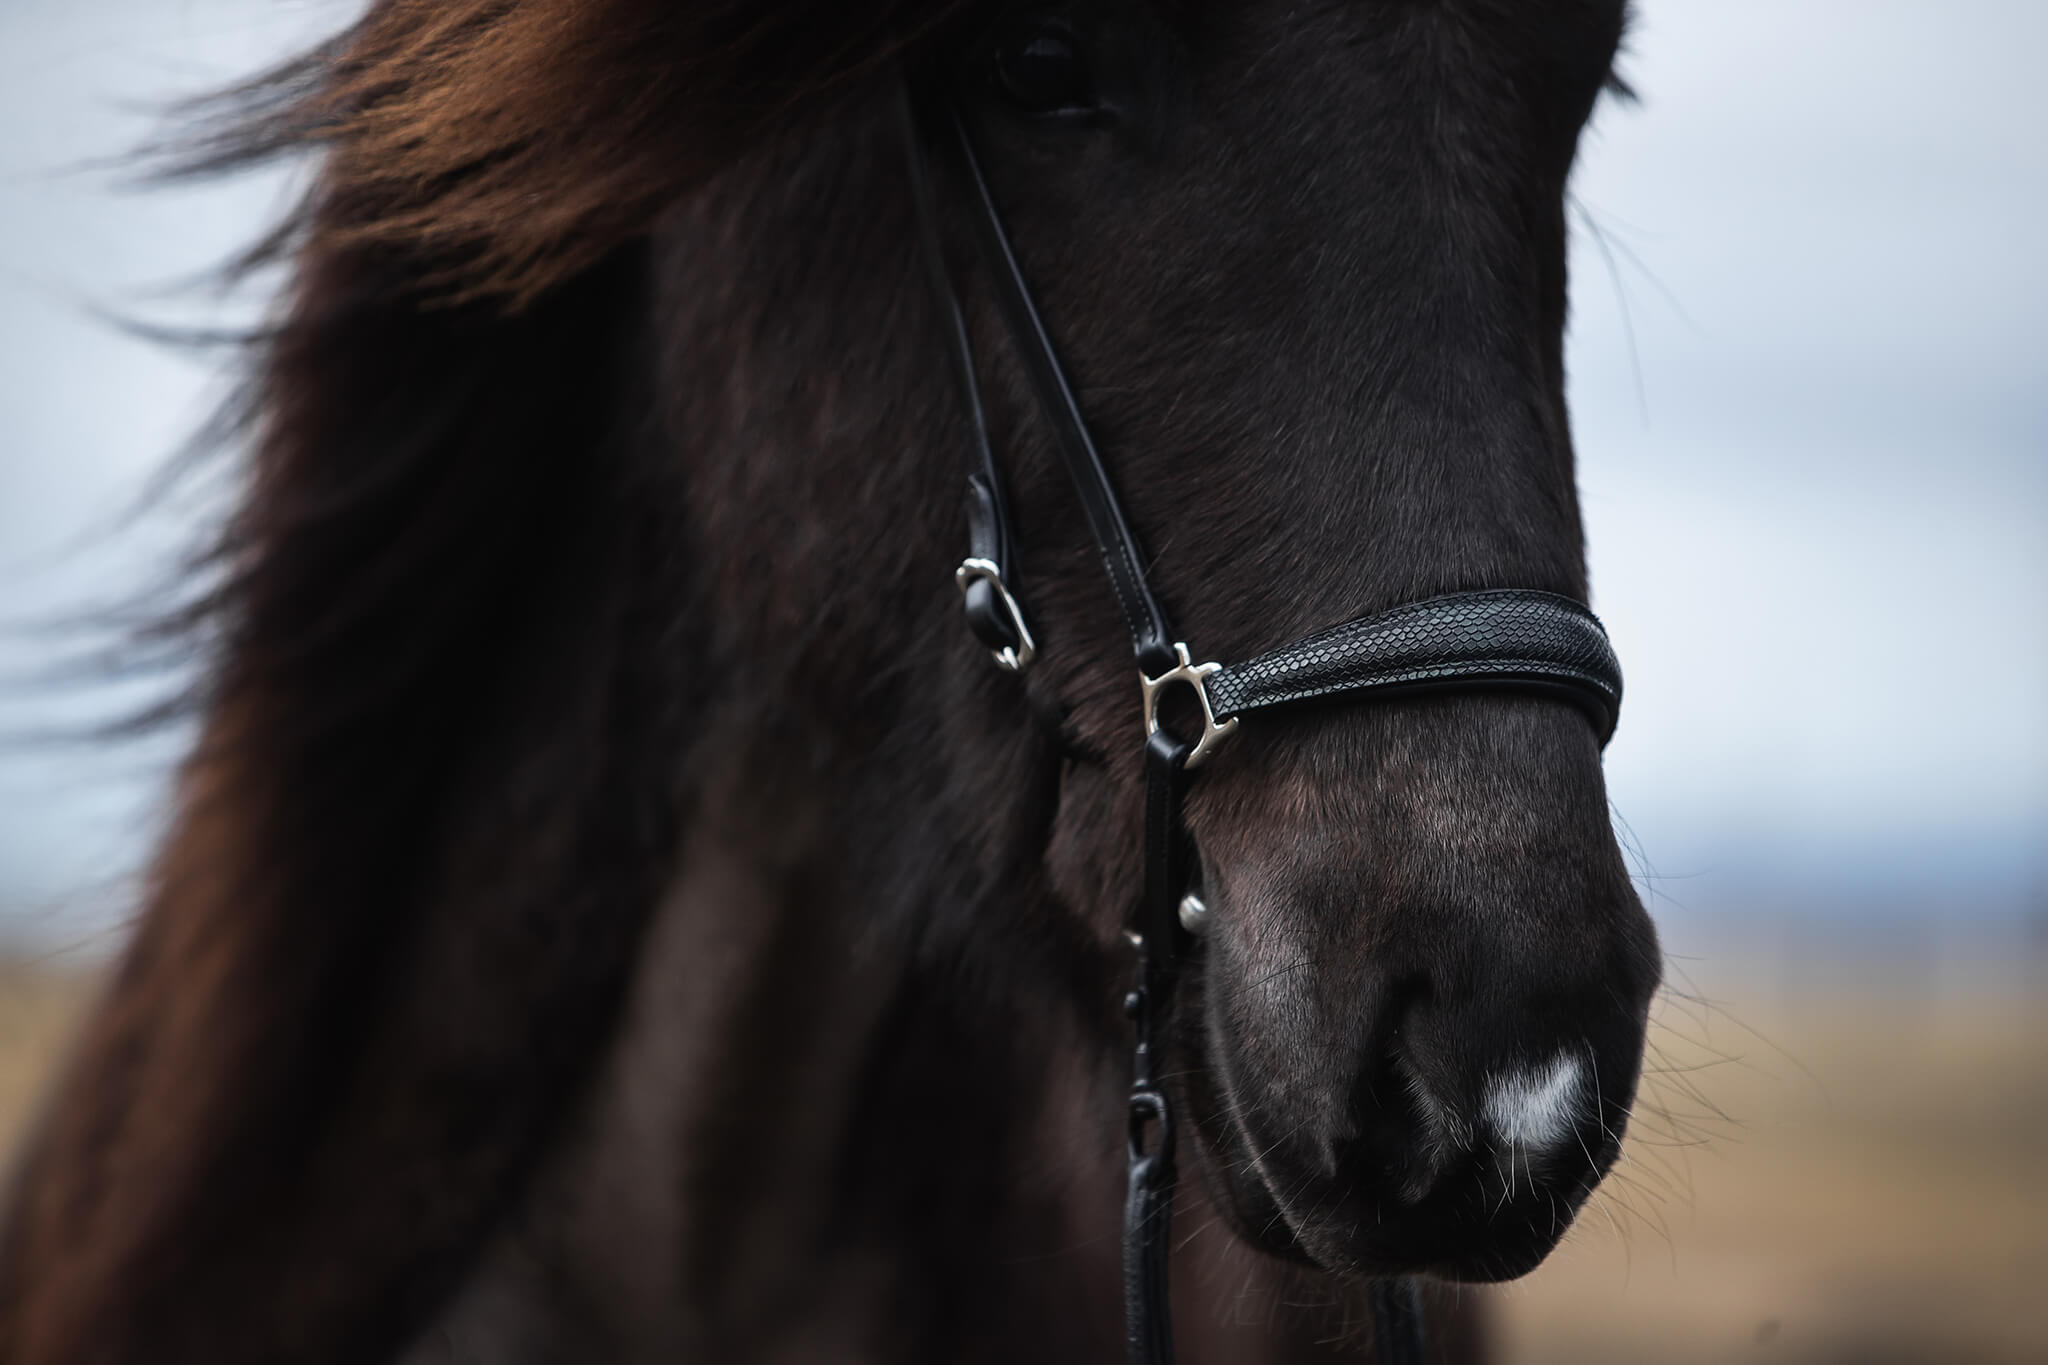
[197,0,961,306]
[0,4,951,1362]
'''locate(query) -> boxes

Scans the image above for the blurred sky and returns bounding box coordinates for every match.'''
[0,0,2043,952]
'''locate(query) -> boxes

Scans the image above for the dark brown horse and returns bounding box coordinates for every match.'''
[0,1,1659,1360]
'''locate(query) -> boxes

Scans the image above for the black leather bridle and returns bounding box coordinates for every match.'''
[898,87,1623,1365]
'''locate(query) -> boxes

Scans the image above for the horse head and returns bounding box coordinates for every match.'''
[893,0,1661,1284]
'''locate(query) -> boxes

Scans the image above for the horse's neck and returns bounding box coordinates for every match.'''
[397,733,1121,1362]
[381,110,1143,1357]
[410,754,1409,1365]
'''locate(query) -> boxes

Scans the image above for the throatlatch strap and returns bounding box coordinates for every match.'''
[932,102,1179,676]
[895,88,1033,664]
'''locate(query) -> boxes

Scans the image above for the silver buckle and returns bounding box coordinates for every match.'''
[955,558,1037,674]
[1141,643,1240,769]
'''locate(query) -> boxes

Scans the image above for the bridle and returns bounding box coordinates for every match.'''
[901,83,1623,1365]
[897,85,1624,1365]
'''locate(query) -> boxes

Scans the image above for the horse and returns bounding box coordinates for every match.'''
[0,1,1661,1361]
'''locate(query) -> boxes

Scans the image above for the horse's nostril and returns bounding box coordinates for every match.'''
[1387,1057,1475,1202]
[1369,1025,1601,1208]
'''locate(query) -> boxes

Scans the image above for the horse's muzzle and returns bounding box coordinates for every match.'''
[1183,889,1660,1282]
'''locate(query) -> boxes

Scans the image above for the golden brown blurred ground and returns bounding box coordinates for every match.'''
[1494,980,2048,1364]
[0,960,2042,1362]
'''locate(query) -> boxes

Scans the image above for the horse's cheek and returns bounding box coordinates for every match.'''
[1043,759,1145,947]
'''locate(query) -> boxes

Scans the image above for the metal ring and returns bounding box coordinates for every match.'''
[1140,643,1240,769]
[954,558,1037,673]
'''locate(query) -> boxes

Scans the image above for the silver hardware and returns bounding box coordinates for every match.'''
[955,558,1037,673]
[1177,892,1210,935]
[1141,642,1240,769]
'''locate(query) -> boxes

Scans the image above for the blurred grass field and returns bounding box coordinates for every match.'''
[0,952,2043,1362]
[1495,973,2048,1364]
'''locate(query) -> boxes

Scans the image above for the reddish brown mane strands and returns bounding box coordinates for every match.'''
[265,0,965,308]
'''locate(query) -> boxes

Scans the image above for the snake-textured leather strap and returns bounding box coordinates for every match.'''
[1205,590,1624,745]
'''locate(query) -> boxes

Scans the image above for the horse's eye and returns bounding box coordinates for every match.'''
[993,27,1096,117]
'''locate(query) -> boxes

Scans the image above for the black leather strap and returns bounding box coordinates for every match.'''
[929,101,1180,677]
[1369,1278,1427,1365]
[1124,731,1191,1365]
[1208,589,1623,745]
[896,88,1032,663]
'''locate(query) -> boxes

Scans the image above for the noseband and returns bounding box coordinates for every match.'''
[898,89,1623,1365]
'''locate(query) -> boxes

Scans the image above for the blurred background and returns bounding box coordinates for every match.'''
[1,1,2043,1361]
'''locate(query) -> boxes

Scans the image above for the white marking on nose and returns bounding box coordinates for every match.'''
[1483,1051,1586,1154]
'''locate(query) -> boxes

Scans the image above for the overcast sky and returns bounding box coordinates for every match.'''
[1,1,2043,951]
[1568,1,2046,918]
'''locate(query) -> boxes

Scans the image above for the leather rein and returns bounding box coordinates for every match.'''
[897,87,1623,1365]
